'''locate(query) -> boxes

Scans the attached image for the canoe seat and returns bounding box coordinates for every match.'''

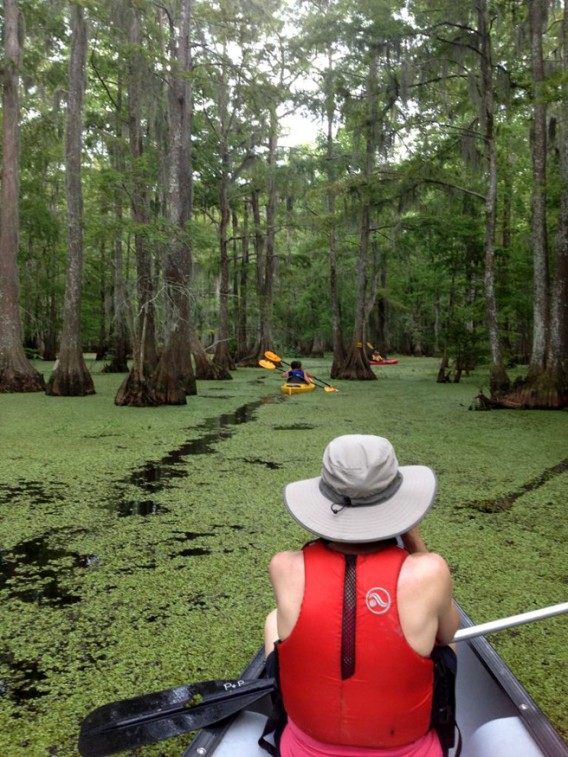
[464,716,544,756]
[213,710,269,756]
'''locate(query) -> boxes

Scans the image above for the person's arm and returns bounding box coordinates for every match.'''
[401,526,428,554]
[434,558,460,645]
[269,550,305,641]
[402,527,460,642]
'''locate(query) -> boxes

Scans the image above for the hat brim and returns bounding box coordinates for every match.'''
[283,465,436,542]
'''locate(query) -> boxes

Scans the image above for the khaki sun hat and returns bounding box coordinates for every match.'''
[283,435,437,542]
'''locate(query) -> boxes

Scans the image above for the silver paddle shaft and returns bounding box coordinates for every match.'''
[453,601,568,642]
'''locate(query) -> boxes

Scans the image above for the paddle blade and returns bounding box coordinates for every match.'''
[258,359,276,370]
[324,386,339,392]
[78,678,275,757]
[264,350,283,365]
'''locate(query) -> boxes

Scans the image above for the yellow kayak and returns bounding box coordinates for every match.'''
[280,382,316,396]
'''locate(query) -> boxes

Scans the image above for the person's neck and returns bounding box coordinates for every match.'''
[323,538,397,555]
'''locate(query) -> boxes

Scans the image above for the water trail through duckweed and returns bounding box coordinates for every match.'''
[0,656,48,704]
[463,458,568,513]
[0,481,64,507]
[2,396,277,701]
[0,536,94,606]
[113,396,277,509]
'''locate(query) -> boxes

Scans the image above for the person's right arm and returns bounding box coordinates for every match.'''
[434,557,460,645]
[401,526,459,644]
[269,550,305,641]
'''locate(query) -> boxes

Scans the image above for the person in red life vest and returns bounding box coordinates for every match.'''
[263,435,460,757]
[280,360,315,385]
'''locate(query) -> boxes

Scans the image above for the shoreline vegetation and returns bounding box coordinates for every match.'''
[0,356,566,755]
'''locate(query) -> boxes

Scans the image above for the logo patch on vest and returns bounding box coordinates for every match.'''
[365,587,391,615]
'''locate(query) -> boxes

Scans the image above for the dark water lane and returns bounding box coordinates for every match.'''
[0,395,282,704]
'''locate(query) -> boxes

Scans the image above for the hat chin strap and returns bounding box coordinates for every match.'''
[319,471,403,513]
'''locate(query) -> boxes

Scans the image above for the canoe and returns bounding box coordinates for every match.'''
[183,601,568,757]
[280,382,316,396]
[370,358,399,365]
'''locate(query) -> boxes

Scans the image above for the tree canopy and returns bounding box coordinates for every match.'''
[1,0,566,406]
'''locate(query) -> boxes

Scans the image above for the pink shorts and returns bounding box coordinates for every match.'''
[279,718,442,757]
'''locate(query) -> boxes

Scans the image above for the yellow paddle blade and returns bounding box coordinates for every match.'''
[324,386,339,393]
[259,359,276,370]
[264,350,282,364]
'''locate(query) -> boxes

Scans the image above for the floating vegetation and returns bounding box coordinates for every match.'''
[0,359,566,754]
[0,480,65,507]
[462,458,568,513]
[0,535,94,606]
[0,656,48,704]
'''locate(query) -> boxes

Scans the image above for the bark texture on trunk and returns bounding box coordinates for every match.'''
[527,0,549,379]
[238,190,268,366]
[510,0,568,408]
[336,46,378,381]
[0,0,45,392]
[115,2,159,405]
[478,0,509,396]
[104,72,129,373]
[46,2,94,396]
[325,49,346,379]
[153,0,197,403]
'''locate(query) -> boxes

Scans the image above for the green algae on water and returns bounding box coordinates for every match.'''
[0,356,566,755]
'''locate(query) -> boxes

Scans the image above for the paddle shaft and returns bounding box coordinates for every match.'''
[79,677,275,757]
[453,601,568,642]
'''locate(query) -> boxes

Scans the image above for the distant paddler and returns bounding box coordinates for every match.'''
[280,360,315,386]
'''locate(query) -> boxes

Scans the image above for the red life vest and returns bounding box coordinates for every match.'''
[278,540,434,748]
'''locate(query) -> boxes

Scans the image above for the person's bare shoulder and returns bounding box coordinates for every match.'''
[406,550,451,573]
[403,551,459,643]
[402,551,453,596]
[269,550,303,580]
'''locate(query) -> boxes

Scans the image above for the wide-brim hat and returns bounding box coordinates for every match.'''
[283,434,436,543]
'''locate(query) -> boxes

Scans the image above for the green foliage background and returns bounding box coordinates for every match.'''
[0,357,566,755]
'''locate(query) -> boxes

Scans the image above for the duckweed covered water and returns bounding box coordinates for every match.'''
[0,356,566,755]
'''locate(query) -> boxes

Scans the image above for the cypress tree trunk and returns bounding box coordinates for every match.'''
[527,0,549,381]
[234,203,250,361]
[152,0,197,403]
[105,71,129,374]
[46,2,95,397]
[478,0,510,396]
[325,50,347,379]
[0,0,45,392]
[212,47,235,375]
[239,118,277,366]
[115,1,158,405]
[337,45,378,381]
[238,189,268,366]
[517,1,568,408]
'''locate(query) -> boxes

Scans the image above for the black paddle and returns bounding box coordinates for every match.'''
[78,676,275,757]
